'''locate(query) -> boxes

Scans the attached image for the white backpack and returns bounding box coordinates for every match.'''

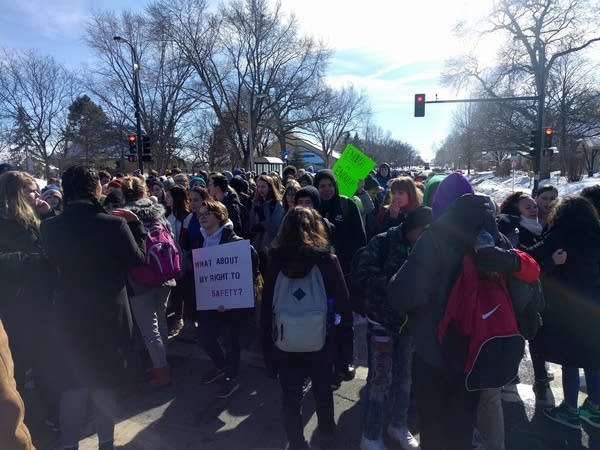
[272,265,328,352]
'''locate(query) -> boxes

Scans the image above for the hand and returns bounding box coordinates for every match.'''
[35,198,52,215]
[389,201,401,218]
[112,208,139,223]
[552,249,567,265]
[217,305,226,312]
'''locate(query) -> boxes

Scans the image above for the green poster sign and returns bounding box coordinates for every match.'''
[332,144,376,197]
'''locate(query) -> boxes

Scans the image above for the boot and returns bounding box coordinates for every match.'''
[149,366,171,387]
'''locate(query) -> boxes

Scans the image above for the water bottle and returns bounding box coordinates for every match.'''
[327,297,335,329]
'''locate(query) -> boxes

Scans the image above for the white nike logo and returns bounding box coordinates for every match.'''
[482,305,501,320]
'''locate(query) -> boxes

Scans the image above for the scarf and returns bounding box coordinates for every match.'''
[520,216,543,236]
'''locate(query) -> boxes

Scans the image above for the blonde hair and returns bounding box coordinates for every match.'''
[121,176,147,202]
[271,206,329,248]
[0,171,40,229]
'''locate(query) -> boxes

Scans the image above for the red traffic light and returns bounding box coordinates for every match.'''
[414,93,426,117]
[416,95,424,103]
[127,134,137,143]
[544,127,553,136]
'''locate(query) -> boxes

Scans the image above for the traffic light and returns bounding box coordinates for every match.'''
[543,148,554,157]
[529,130,539,149]
[414,94,425,117]
[127,134,137,154]
[127,154,138,163]
[142,135,151,154]
[543,127,554,148]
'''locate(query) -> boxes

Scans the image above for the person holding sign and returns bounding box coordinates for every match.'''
[192,199,259,399]
[261,207,351,450]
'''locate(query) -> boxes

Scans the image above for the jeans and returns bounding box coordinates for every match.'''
[60,388,115,449]
[198,310,245,379]
[129,286,171,368]
[413,356,481,450]
[277,348,335,449]
[362,321,413,440]
[562,366,600,409]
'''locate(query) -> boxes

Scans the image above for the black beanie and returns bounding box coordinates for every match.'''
[313,169,337,190]
[401,206,432,235]
[295,186,321,209]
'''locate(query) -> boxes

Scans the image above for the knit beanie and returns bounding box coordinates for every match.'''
[189,176,206,188]
[294,186,321,209]
[312,169,338,194]
[431,172,474,220]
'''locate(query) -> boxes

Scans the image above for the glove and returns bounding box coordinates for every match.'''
[473,246,521,273]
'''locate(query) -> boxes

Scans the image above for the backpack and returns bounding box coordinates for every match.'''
[272,265,328,352]
[348,233,390,316]
[131,221,181,286]
[438,253,525,391]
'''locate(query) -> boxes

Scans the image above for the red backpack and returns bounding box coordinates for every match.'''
[438,253,525,391]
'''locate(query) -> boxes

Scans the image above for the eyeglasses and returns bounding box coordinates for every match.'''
[197,211,214,218]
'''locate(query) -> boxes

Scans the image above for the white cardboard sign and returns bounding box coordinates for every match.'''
[192,240,254,310]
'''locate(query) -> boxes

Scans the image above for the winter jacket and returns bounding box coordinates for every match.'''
[497,214,541,249]
[221,190,245,238]
[355,225,411,332]
[261,245,351,367]
[0,318,34,450]
[374,208,406,235]
[531,224,600,367]
[249,199,285,253]
[314,171,366,274]
[40,202,146,390]
[387,194,522,370]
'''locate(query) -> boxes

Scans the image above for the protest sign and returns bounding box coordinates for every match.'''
[332,144,376,197]
[192,240,254,311]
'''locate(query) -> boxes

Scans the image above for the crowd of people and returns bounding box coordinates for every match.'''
[0,160,599,450]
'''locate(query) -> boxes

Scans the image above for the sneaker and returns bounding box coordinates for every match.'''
[579,398,600,428]
[360,436,388,450]
[200,367,226,384]
[216,377,239,399]
[543,402,580,429]
[387,424,420,449]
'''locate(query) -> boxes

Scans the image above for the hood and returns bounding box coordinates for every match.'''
[269,245,333,278]
[432,194,499,251]
[295,186,321,209]
[431,172,474,219]
[126,198,166,222]
[313,169,339,198]
[200,219,234,242]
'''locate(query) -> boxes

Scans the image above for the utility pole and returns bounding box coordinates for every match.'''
[532,43,546,196]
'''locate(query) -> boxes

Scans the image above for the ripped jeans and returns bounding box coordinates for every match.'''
[362,321,413,440]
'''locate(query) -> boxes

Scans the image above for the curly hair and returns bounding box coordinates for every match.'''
[499,191,531,216]
[548,195,600,237]
[0,171,40,229]
[61,165,106,213]
[271,206,329,249]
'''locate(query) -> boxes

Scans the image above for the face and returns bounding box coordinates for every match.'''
[391,189,410,210]
[23,181,39,208]
[536,190,558,215]
[189,191,203,213]
[285,190,295,207]
[165,191,173,208]
[296,197,314,209]
[257,180,269,199]
[174,176,188,189]
[318,179,335,201]
[151,184,163,199]
[518,196,538,220]
[46,195,61,209]
[379,166,389,177]
[198,206,219,231]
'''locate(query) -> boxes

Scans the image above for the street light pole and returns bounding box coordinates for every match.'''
[114,36,143,173]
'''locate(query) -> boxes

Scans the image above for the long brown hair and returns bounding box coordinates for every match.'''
[254,174,282,203]
[271,206,329,248]
[0,171,40,229]
[383,176,422,212]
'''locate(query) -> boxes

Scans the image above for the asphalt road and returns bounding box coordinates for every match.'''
[24,321,600,450]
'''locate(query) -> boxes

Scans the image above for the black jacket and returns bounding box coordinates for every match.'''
[40,202,146,389]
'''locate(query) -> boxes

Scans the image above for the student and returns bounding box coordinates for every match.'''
[261,207,351,450]
[192,200,259,399]
[41,166,146,450]
[356,207,432,450]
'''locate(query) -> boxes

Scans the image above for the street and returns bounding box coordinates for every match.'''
[25,322,600,450]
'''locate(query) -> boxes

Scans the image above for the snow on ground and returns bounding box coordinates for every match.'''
[467,170,600,204]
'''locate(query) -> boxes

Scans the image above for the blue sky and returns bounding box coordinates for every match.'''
[0,0,502,161]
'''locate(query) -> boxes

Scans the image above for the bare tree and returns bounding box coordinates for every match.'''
[303,84,371,168]
[85,9,200,172]
[444,0,600,178]
[0,49,77,177]
[151,0,331,169]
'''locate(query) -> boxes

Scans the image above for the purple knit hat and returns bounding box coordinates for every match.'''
[431,172,474,220]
